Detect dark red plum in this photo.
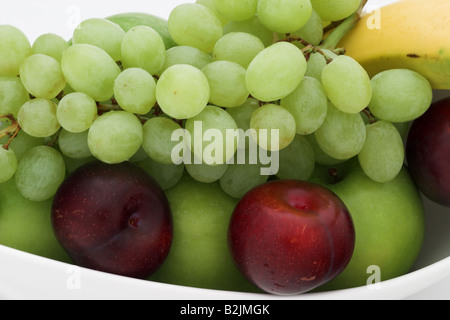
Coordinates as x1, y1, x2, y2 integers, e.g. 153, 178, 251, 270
51, 160, 173, 279
406, 97, 450, 208
228, 180, 355, 295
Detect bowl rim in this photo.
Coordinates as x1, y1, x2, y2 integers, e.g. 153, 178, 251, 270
1, 244, 449, 300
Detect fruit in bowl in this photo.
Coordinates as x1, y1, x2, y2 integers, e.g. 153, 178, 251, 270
0, 0, 449, 300
406, 97, 450, 208
310, 160, 425, 291
0, 178, 72, 263
228, 179, 356, 295
51, 161, 173, 279
148, 174, 260, 293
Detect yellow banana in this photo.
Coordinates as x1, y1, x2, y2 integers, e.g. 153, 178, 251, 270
338, 0, 450, 90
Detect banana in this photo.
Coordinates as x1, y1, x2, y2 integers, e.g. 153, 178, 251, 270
338, 0, 450, 90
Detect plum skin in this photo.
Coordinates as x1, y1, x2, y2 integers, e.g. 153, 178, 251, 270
228, 179, 355, 295
406, 97, 450, 208
51, 160, 173, 279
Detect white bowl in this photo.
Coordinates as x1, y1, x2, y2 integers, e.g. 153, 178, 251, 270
1, 100, 449, 301
1, 0, 450, 300
0, 192, 450, 300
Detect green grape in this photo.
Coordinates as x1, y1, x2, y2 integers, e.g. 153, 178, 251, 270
0, 130, 43, 161
56, 92, 98, 133
156, 64, 210, 120
369, 69, 433, 123
250, 103, 297, 151
321, 55, 372, 114
73, 18, 125, 61
18, 98, 60, 138
314, 102, 366, 160
0, 116, 9, 127
138, 157, 185, 190
226, 98, 259, 131
257, 0, 312, 34
158, 45, 213, 76
202, 61, 249, 108
226, 98, 260, 150
32, 33, 70, 62
106, 12, 176, 50
58, 129, 92, 160
61, 44, 121, 102
310, 0, 361, 22
394, 121, 411, 141
121, 26, 166, 75
220, 153, 269, 199
223, 16, 274, 47
305, 134, 345, 166
129, 146, 149, 163
213, 0, 258, 21
291, 9, 323, 46
276, 134, 315, 181
246, 42, 307, 102
196, 0, 229, 26
64, 156, 96, 174
185, 105, 239, 165
0, 147, 17, 183
0, 119, 9, 137
62, 83, 75, 96
142, 117, 183, 165
14, 145, 66, 202
281, 76, 328, 135
0, 25, 32, 76
114, 68, 157, 115
321, 49, 339, 61
358, 121, 405, 184
185, 162, 228, 183
213, 32, 265, 69
20, 54, 66, 99
168, 3, 223, 53
88, 111, 143, 164
305, 52, 327, 81
0, 75, 30, 118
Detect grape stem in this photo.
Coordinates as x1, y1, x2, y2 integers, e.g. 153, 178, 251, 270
328, 168, 339, 180
47, 127, 62, 148
362, 108, 378, 124
280, 34, 312, 48
136, 114, 150, 125
55, 90, 65, 101
149, 104, 184, 127
0, 114, 21, 150
97, 102, 123, 114
278, 34, 336, 63
152, 104, 164, 117
323, 20, 345, 35
320, 0, 369, 50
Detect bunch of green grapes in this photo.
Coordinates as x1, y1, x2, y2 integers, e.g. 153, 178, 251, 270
0, 0, 434, 203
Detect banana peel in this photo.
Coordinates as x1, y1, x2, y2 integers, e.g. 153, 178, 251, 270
338, 0, 450, 90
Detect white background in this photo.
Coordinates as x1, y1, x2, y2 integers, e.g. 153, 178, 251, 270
0, 0, 398, 43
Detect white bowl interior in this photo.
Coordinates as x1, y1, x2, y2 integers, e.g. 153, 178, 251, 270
1, 191, 450, 301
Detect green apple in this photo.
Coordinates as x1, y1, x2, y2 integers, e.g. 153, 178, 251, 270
106, 12, 177, 49
0, 178, 72, 263
149, 174, 260, 293
310, 159, 425, 291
